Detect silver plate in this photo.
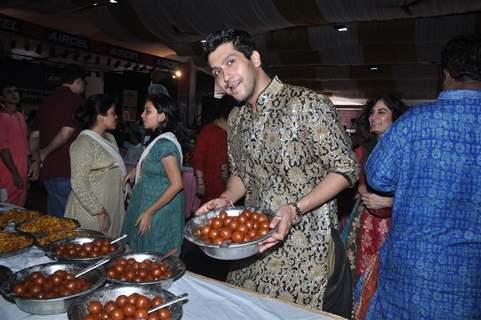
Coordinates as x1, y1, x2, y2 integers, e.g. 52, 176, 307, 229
0, 232, 35, 258
106, 251, 185, 288
15, 217, 80, 238
44, 235, 126, 262
184, 206, 276, 260
67, 284, 183, 320
2, 262, 105, 315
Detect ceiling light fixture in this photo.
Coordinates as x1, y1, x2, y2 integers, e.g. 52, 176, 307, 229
334, 25, 348, 32
174, 70, 182, 78
369, 66, 380, 71
109, 0, 118, 3
200, 39, 206, 43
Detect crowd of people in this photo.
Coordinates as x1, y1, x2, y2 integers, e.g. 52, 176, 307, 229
0, 28, 480, 320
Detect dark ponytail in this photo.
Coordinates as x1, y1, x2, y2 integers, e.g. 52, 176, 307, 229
74, 94, 114, 129
145, 94, 178, 145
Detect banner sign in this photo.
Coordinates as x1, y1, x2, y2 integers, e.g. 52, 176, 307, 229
0, 13, 180, 69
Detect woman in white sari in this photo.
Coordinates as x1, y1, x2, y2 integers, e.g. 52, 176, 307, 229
65, 94, 126, 237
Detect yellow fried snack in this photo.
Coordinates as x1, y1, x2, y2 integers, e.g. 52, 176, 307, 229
17, 215, 77, 234
0, 209, 42, 230
0, 232, 33, 254
36, 230, 97, 247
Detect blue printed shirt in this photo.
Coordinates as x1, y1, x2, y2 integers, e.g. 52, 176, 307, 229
365, 90, 481, 319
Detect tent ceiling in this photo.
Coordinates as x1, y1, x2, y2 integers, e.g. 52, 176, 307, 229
1, 0, 481, 101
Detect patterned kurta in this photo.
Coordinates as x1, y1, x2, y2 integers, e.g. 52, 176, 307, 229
65, 133, 125, 237
365, 90, 481, 319
226, 77, 359, 310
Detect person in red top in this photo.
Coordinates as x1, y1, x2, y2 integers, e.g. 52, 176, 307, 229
192, 96, 235, 202
0, 83, 29, 206
29, 65, 85, 216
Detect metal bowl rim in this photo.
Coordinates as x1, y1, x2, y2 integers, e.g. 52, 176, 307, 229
44, 235, 125, 262
106, 251, 185, 285
184, 206, 276, 248
4, 262, 106, 302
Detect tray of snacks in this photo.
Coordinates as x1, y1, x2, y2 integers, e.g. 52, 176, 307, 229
16, 215, 79, 237
0, 209, 42, 230
67, 284, 185, 320
1, 262, 105, 314
0, 232, 34, 257
184, 206, 276, 260
44, 236, 125, 262
35, 229, 104, 248
105, 251, 185, 288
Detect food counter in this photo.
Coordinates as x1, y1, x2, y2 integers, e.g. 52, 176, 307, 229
0, 203, 345, 320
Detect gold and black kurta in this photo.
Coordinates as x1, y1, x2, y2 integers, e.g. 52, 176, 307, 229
226, 76, 359, 310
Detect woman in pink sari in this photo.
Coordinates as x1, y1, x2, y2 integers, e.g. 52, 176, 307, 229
345, 94, 407, 319
0, 83, 29, 206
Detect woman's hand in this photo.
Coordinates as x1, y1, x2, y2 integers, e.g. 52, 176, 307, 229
195, 197, 233, 216
361, 192, 393, 209
136, 210, 153, 236
123, 168, 136, 186
97, 208, 110, 233
258, 204, 296, 253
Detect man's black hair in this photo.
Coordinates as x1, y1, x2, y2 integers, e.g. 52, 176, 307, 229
61, 64, 85, 84
202, 28, 255, 60
441, 33, 481, 82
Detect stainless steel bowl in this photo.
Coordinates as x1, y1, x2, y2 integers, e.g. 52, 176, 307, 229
2, 262, 105, 315
67, 284, 184, 320
106, 252, 185, 288
184, 206, 276, 260
44, 235, 126, 262
34, 228, 104, 249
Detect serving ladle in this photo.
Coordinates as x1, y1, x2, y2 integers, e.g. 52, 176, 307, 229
147, 293, 189, 316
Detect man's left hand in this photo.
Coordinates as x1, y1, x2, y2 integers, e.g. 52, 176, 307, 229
258, 204, 296, 253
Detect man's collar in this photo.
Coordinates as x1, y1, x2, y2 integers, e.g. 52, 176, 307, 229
248, 76, 283, 111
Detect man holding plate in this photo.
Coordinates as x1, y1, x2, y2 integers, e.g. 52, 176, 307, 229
197, 28, 359, 318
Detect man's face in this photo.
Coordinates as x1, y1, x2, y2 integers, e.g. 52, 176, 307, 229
208, 42, 257, 103
0, 86, 20, 106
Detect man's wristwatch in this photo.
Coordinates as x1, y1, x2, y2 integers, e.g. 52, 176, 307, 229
289, 202, 302, 216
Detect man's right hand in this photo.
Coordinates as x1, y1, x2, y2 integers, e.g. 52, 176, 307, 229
28, 161, 40, 181
195, 197, 233, 216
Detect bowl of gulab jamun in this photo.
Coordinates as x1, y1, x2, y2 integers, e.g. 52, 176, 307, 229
67, 284, 184, 320
3, 262, 105, 314
45, 236, 125, 262
184, 207, 276, 260
105, 252, 185, 288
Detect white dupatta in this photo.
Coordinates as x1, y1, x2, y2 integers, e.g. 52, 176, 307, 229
80, 130, 127, 177
135, 132, 183, 184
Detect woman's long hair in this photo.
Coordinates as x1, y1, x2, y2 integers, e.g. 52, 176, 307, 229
145, 94, 177, 146
356, 94, 407, 162
74, 94, 114, 129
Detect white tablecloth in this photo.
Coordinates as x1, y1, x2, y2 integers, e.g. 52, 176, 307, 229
0, 247, 344, 320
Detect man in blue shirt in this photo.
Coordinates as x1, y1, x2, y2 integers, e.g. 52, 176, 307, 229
365, 34, 481, 319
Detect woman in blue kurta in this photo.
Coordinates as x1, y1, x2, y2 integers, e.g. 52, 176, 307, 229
122, 94, 184, 254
